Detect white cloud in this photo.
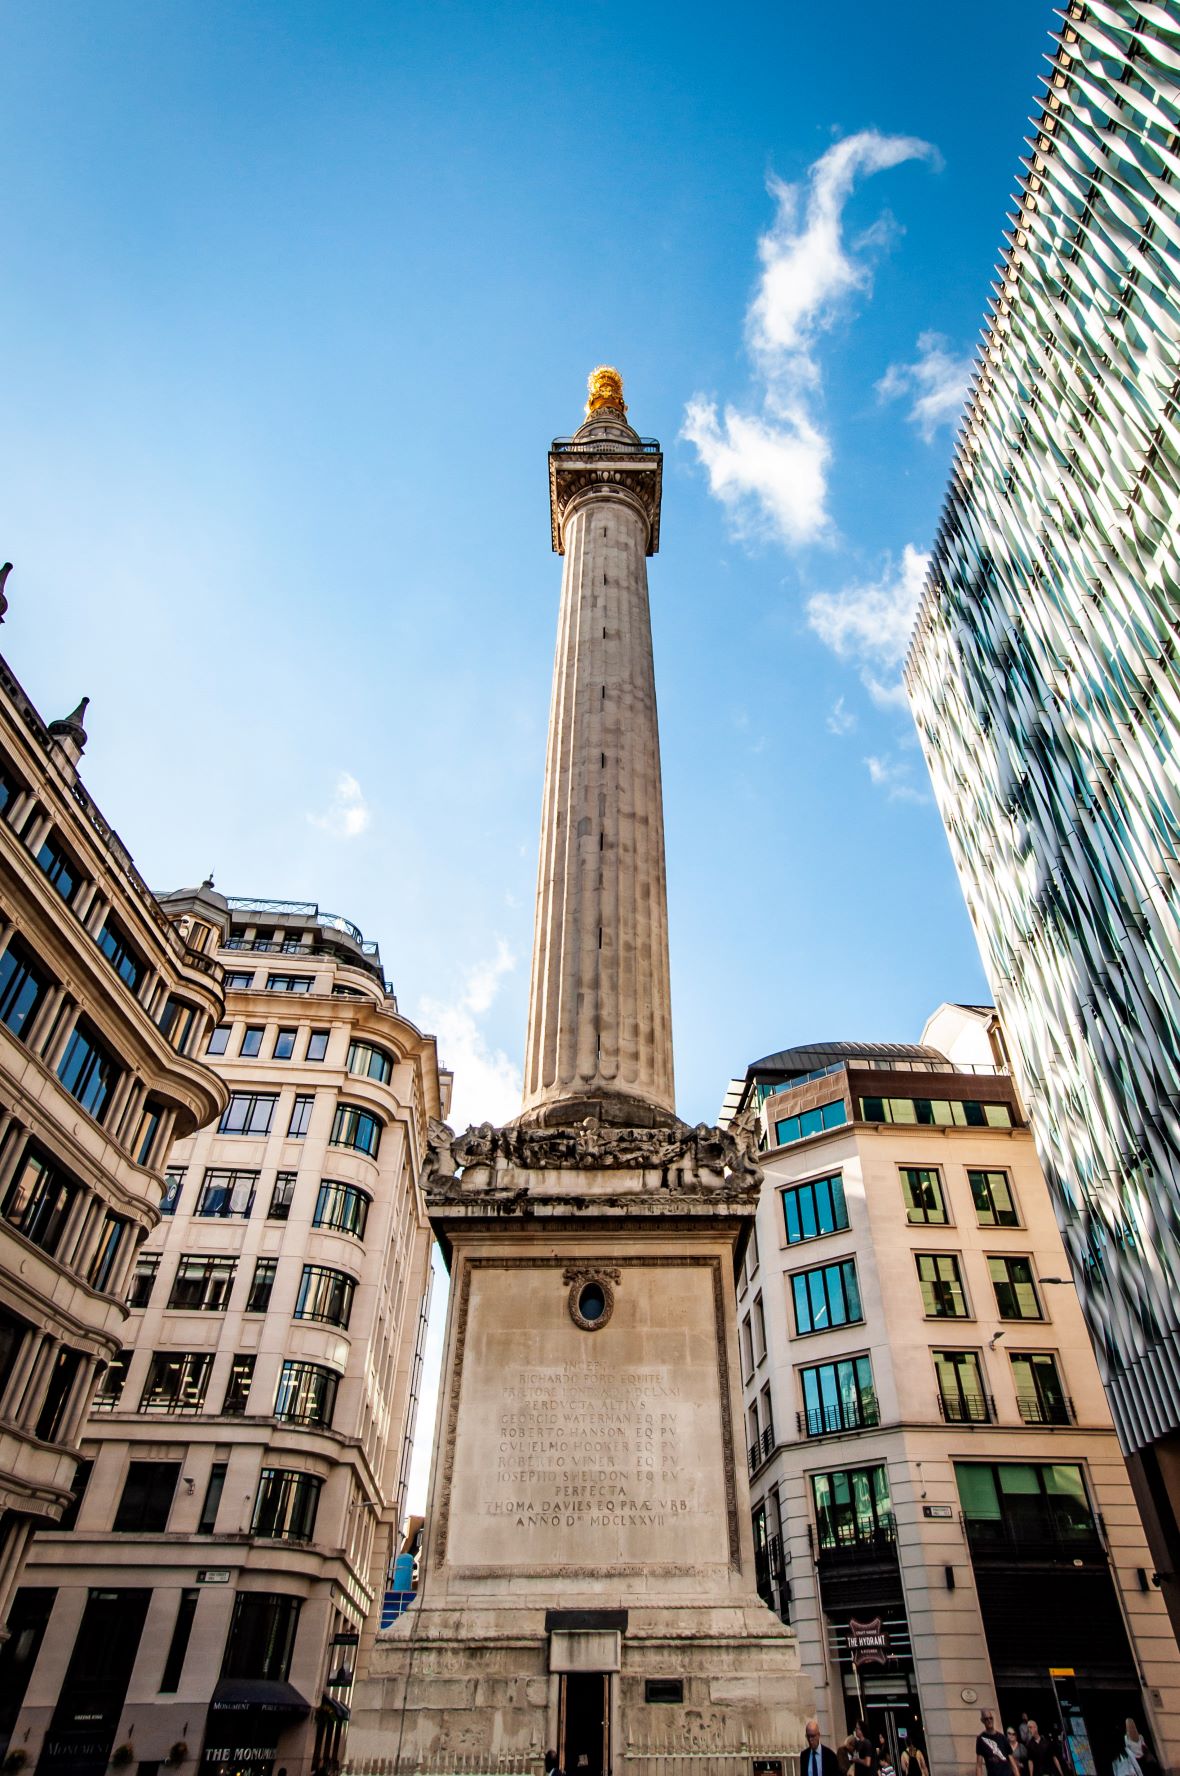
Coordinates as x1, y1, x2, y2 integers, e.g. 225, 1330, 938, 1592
865, 753, 928, 804
418, 941, 521, 1130
684, 130, 937, 545
807, 543, 929, 704
826, 696, 856, 736
307, 771, 370, 838
877, 330, 974, 441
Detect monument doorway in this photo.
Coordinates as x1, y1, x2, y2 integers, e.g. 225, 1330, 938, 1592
559, 1673, 610, 1776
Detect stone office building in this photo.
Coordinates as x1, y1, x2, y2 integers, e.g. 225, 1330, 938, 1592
0, 577, 227, 1645
728, 1005, 1180, 1776
3, 893, 449, 1776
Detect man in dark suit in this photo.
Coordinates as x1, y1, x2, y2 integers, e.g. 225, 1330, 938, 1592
802, 1719, 842, 1776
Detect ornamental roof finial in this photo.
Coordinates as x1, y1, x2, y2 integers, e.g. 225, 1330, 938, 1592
585, 365, 626, 417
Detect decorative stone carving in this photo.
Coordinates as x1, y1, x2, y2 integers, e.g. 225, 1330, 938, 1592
563, 1265, 621, 1330
420, 1115, 763, 1206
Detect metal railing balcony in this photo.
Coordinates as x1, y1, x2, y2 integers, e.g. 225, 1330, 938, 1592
550, 436, 660, 455
1015, 1392, 1075, 1425
797, 1395, 881, 1439
937, 1390, 994, 1424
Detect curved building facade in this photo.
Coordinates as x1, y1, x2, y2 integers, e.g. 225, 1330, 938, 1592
906, 2, 1180, 1637
4, 896, 449, 1776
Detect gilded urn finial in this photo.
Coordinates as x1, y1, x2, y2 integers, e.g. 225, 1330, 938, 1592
586, 365, 626, 417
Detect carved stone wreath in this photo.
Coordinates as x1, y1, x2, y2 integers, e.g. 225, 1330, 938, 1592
563, 1266, 621, 1331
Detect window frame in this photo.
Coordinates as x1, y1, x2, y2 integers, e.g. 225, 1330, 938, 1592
218, 1094, 278, 1138
195, 1168, 258, 1219
988, 1254, 1044, 1321
915, 1251, 971, 1319
329, 1102, 382, 1158
294, 1263, 356, 1329
790, 1257, 864, 1337
167, 1255, 237, 1313
781, 1172, 849, 1245
969, 1167, 1021, 1228
899, 1165, 949, 1226
933, 1347, 991, 1423
312, 1178, 370, 1239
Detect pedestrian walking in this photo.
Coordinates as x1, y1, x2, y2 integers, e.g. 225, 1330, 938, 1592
1008, 1727, 1029, 1769
1026, 1721, 1064, 1776
802, 1718, 843, 1776
976, 1709, 1020, 1776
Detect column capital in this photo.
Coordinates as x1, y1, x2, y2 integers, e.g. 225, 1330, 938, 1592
548, 430, 663, 555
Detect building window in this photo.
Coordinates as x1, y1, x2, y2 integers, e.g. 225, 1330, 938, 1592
0, 937, 54, 1042
218, 1094, 277, 1137
1011, 1352, 1071, 1425
159, 1590, 198, 1692
36, 833, 81, 904
0, 753, 26, 818
198, 1462, 227, 1535
140, 1351, 213, 1413
274, 1027, 297, 1059
223, 1354, 254, 1416
161, 1169, 184, 1214
811, 1465, 893, 1555
330, 1102, 382, 1157
774, 1099, 847, 1146
791, 1259, 863, 1336
916, 1252, 970, 1318
934, 1349, 991, 1423
266, 974, 313, 994
168, 1256, 236, 1312
307, 1029, 329, 1061
740, 1313, 754, 1382
196, 1169, 258, 1218
0, 1304, 29, 1409
955, 1461, 1096, 1548
134, 1100, 164, 1168
752, 1293, 766, 1363
57, 1019, 123, 1124
253, 1469, 322, 1543
35, 1346, 81, 1441
295, 1264, 355, 1329
861, 1095, 1012, 1128
274, 1360, 338, 1426
186, 920, 212, 953
128, 1255, 159, 1309
60, 1456, 93, 1529
288, 1094, 314, 1138
782, 1173, 848, 1244
900, 1166, 947, 1225
268, 1171, 297, 1220
113, 1461, 180, 1532
347, 1039, 393, 1084
313, 1179, 370, 1239
159, 998, 197, 1054
88, 1213, 128, 1293
988, 1255, 1042, 1320
224, 971, 254, 990
97, 917, 144, 993
206, 1024, 231, 1056
2, 1147, 76, 1255
800, 1355, 878, 1437
93, 1351, 130, 1410
969, 1168, 1020, 1227
221, 1592, 302, 1683
246, 1258, 278, 1314
240, 1026, 264, 1058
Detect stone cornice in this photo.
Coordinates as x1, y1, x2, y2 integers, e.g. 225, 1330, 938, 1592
548, 450, 663, 555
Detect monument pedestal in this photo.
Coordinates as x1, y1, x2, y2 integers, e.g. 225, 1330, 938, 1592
346, 1122, 812, 1776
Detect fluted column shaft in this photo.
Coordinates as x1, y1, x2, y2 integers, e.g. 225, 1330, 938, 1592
522, 476, 674, 1119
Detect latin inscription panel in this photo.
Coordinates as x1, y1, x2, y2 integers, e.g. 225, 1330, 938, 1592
446, 1262, 730, 1570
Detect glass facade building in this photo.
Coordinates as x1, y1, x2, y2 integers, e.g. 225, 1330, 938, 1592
906, 1, 1180, 1634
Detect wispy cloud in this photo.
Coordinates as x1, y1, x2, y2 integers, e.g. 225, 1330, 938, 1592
865, 752, 928, 804
307, 771, 370, 838
418, 941, 521, 1129
826, 695, 856, 736
683, 130, 938, 547
807, 543, 929, 704
876, 330, 973, 441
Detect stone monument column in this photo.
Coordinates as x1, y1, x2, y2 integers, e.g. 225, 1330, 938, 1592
523, 376, 674, 1123
347, 371, 810, 1776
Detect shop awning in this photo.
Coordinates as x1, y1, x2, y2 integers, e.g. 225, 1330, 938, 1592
209, 1679, 311, 1717
317, 1696, 351, 1722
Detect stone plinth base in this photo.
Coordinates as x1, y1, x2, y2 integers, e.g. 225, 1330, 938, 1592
347, 1600, 811, 1776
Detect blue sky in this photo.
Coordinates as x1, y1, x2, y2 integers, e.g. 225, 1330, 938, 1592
0, 0, 1056, 1511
